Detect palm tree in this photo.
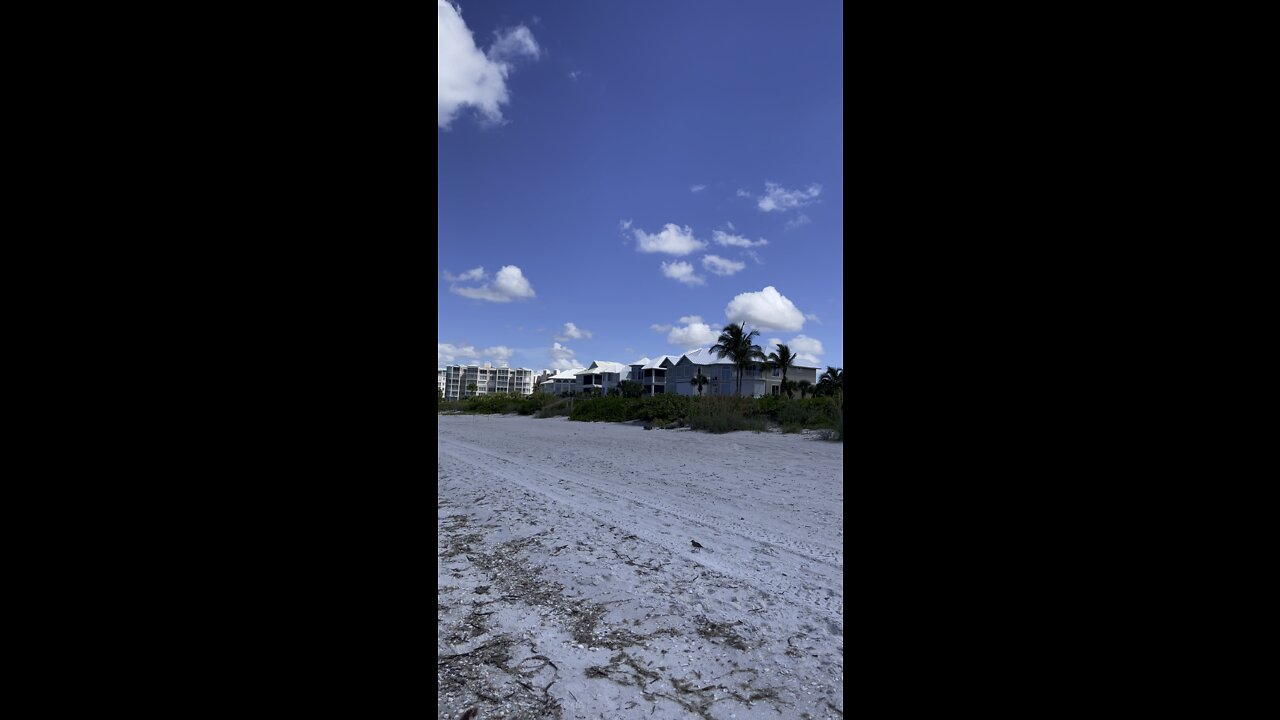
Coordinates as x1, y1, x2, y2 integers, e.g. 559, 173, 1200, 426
817, 367, 843, 403
797, 380, 812, 399
710, 322, 766, 397
765, 343, 798, 398
466, 382, 477, 398
691, 373, 710, 396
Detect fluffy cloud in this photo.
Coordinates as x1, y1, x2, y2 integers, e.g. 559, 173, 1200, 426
634, 223, 707, 255
549, 342, 579, 371
768, 334, 824, 366
450, 265, 536, 302
442, 266, 485, 282
724, 286, 806, 332
788, 335, 824, 358
438, 343, 515, 365
439, 342, 477, 365
712, 230, 768, 248
555, 322, 592, 340
650, 323, 672, 332
785, 213, 812, 229
488, 25, 541, 62
690, 184, 706, 193
484, 345, 515, 363
438, 1, 540, 129
736, 189, 752, 198
746, 182, 822, 212
677, 315, 702, 324
668, 320, 720, 347
702, 254, 746, 276
661, 260, 705, 286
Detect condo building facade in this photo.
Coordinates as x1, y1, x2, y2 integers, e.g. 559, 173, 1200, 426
441, 363, 535, 400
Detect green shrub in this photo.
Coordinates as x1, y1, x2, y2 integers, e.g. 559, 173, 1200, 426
629, 395, 694, 422
569, 397, 632, 422
538, 398, 572, 418
825, 402, 844, 441
777, 398, 837, 427
749, 394, 786, 420
688, 410, 768, 434
436, 392, 551, 415
687, 396, 767, 434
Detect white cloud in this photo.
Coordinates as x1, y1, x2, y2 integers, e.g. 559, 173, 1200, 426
748, 182, 822, 212
555, 322, 592, 340
650, 323, 672, 332
805, 313, 822, 324
438, 1, 540, 129
702, 254, 746, 276
450, 264, 536, 302
668, 321, 720, 347
785, 213, 812, 229
661, 260, 705, 286
766, 334, 823, 366
568, 70, 581, 80
619, 219, 633, 231
725, 221, 735, 230
712, 230, 769, 248
492, 265, 535, 298
438, 343, 514, 365
690, 184, 706, 193
439, 342, 478, 365
488, 25, 541, 62
788, 334, 824, 358
442, 266, 485, 282
549, 342, 579, 370
724, 286, 806, 332
483, 345, 515, 363
744, 249, 764, 265
736, 189, 752, 198
634, 223, 707, 255
677, 315, 702, 324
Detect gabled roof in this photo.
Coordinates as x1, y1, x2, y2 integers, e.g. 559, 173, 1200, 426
644, 355, 680, 369
627, 357, 652, 367
549, 367, 586, 380
678, 348, 733, 366
575, 361, 628, 375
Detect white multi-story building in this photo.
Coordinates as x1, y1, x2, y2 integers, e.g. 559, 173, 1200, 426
438, 368, 446, 395
539, 367, 586, 396
574, 361, 629, 395
668, 348, 818, 398
628, 355, 680, 396
441, 363, 535, 399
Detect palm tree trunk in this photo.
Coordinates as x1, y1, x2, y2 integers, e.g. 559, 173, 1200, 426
736, 366, 742, 397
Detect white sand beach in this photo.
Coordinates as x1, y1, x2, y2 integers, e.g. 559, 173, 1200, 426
438, 414, 844, 719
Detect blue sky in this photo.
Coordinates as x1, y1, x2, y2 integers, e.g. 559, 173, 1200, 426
438, 0, 843, 373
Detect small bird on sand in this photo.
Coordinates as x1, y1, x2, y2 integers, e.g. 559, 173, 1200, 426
691, 540, 704, 548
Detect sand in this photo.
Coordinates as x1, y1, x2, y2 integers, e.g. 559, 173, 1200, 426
438, 414, 844, 719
